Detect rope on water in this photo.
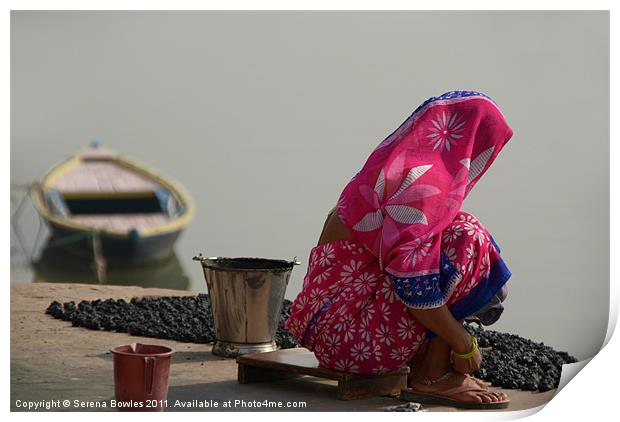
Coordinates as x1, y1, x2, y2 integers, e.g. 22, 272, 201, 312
10, 184, 34, 260
11, 184, 108, 284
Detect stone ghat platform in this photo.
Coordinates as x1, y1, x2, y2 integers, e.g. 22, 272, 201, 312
11, 282, 556, 412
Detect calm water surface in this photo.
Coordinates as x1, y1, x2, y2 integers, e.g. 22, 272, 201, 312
10, 12, 610, 362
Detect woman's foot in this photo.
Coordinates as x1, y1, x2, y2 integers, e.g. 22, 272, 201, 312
464, 373, 493, 389
408, 371, 509, 405
407, 336, 508, 406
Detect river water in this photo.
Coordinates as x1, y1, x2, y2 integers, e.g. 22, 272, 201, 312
10, 11, 610, 362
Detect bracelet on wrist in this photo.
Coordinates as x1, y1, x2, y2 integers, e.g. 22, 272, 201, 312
451, 336, 478, 360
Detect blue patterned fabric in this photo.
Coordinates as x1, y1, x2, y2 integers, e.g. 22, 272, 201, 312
391, 273, 444, 308
390, 253, 461, 309
412, 90, 494, 116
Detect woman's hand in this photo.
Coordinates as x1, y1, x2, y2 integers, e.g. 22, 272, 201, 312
451, 348, 483, 374
406, 305, 483, 374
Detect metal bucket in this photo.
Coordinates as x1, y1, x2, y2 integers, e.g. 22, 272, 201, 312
193, 254, 300, 357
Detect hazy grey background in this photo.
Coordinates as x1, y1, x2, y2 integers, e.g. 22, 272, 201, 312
10, 11, 609, 360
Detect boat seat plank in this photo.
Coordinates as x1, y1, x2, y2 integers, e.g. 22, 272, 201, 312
71, 213, 169, 232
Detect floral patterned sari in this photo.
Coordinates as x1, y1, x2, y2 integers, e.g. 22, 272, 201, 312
285, 91, 513, 373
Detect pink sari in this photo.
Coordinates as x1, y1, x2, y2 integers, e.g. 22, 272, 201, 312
285, 91, 513, 374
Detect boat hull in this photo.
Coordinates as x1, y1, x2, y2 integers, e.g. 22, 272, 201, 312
46, 220, 182, 266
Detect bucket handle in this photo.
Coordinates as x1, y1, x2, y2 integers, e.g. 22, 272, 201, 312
144, 357, 155, 396
193, 254, 219, 262
194, 254, 301, 267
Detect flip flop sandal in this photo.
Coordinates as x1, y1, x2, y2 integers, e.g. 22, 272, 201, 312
401, 381, 510, 410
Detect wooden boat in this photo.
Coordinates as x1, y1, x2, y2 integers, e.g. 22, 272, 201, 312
31, 144, 194, 265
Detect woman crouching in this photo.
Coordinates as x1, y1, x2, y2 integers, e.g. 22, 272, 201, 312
285, 91, 513, 409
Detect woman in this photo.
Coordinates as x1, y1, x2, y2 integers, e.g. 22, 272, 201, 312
285, 91, 513, 409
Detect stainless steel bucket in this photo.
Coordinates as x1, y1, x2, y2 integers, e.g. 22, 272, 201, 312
193, 254, 300, 357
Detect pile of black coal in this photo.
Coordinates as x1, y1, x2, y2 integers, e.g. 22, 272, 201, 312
275, 299, 297, 349
464, 322, 577, 392
45, 294, 296, 348
46, 295, 576, 392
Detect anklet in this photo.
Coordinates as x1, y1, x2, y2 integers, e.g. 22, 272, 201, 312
421, 371, 454, 386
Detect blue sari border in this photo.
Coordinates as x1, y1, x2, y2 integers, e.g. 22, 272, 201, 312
425, 257, 512, 339
391, 273, 445, 308
450, 257, 512, 322
390, 253, 461, 309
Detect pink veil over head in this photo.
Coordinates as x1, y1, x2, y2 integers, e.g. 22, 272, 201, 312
336, 91, 513, 308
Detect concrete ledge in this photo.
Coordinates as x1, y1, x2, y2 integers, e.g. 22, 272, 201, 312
11, 282, 557, 412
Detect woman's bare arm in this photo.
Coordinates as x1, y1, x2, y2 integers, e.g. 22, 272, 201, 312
407, 305, 473, 353
317, 208, 355, 246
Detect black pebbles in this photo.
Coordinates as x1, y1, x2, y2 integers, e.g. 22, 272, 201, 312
464, 322, 577, 392
45, 295, 576, 392
45, 294, 297, 348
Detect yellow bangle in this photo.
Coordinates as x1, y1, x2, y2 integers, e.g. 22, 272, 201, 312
451, 336, 478, 360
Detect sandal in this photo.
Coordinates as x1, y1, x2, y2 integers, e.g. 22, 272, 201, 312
401, 372, 510, 410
